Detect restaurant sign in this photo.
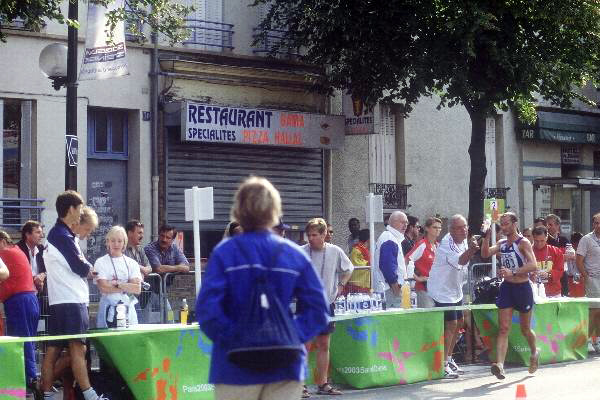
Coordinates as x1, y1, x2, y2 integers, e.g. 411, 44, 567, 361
181, 102, 345, 149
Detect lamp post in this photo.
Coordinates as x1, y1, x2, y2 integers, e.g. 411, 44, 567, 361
38, 1, 78, 191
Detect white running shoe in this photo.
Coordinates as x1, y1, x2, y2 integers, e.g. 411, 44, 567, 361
443, 363, 459, 379
448, 357, 465, 374
528, 349, 540, 374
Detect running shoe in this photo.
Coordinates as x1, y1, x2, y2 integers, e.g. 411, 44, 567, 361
491, 363, 505, 380
95, 395, 110, 400
448, 357, 465, 374
528, 349, 540, 374
443, 364, 459, 379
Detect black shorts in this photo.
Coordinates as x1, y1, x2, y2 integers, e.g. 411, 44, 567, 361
434, 300, 464, 321
318, 303, 336, 336
47, 303, 89, 347
496, 281, 534, 313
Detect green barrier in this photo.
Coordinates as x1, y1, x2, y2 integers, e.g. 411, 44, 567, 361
0, 299, 595, 399
472, 301, 589, 366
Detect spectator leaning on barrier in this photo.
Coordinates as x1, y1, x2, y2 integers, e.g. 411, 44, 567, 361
17, 220, 46, 292
531, 226, 564, 298
302, 217, 354, 396
0, 230, 40, 393
575, 213, 600, 353
350, 229, 370, 267
42, 190, 108, 400
124, 220, 152, 277
144, 225, 189, 274
196, 176, 329, 400
406, 217, 443, 308
373, 211, 409, 308
94, 226, 142, 328
427, 214, 479, 379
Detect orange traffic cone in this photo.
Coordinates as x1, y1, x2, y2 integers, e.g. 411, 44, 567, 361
515, 384, 527, 399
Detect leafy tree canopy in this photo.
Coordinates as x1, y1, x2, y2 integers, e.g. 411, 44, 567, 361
256, 0, 600, 228
0, 0, 193, 43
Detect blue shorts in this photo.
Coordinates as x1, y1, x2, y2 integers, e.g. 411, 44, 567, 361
496, 281, 534, 313
433, 300, 463, 321
47, 303, 89, 347
319, 303, 336, 336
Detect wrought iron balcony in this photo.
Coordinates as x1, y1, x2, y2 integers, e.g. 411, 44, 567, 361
0, 198, 45, 230
252, 28, 300, 57
183, 19, 234, 51
369, 183, 412, 210
484, 187, 510, 199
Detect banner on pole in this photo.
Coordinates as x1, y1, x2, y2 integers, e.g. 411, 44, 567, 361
79, 0, 129, 81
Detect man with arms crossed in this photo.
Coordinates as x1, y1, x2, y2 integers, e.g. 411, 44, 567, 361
575, 213, 600, 353
302, 218, 353, 395
481, 212, 539, 380
373, 211, 409, 308
427, 214, 479, 379
41, 191, 107, 400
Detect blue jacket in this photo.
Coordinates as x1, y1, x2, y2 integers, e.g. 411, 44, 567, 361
196, 231, 329, 385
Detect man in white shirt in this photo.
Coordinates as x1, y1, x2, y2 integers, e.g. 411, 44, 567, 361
373, 211, 409, 308
427, 214, 479, 379
302, 218, 353, 396
17, 220, 46, 291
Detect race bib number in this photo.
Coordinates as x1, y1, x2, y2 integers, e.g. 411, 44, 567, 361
500, 252, 519, 271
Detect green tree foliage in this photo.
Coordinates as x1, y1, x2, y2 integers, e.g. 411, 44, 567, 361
0, 0, 192, 43
256, 0, 600, 229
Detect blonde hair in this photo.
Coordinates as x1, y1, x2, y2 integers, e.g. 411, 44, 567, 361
231, 176, 282, 232
105, 225, 128, 249
0, 230, 13, 245
305, 217, 327, 234
80, 206, 99, 228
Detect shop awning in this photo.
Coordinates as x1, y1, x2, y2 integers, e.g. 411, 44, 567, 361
518, 110, 600, 144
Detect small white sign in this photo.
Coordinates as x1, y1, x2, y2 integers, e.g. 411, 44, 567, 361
366, 194, 384, 223
184, 187, 214, 221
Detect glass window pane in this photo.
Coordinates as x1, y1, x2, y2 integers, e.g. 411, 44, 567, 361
111, 113, 124, 153
95, 112, 108, 152
3, 100, 21, 197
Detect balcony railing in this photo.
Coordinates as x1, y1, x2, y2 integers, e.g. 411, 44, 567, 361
0, 198, 45, 230
182, 19, 234, 51
369, 184, 411, 210
0, 17, 44, 32
252, 28, 300, 57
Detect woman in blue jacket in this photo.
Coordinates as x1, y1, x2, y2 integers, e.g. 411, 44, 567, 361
197, 176, 329, 400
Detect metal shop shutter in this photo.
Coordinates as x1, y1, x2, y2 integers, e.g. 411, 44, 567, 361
166, 137, 324, 231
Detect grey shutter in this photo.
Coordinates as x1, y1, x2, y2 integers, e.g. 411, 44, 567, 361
166, 135, 323, 231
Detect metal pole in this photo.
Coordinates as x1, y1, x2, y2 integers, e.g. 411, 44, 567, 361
65, 0, 78, 190
150, 30, 159, 240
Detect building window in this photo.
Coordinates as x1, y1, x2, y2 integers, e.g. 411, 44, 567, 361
88, 108, 128, 160
2, 99, 21, 197
594, 151, 600, 178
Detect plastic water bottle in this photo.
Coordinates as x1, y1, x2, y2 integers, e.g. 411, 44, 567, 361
361, 293, 371, 313
346, 294, 355, 313
371, 293, 379, 312
180, 298, 189, 325
116, 302, 127, 328
335, 296, 346, 314
410, 291, 417, 308
401, 283, 411, 309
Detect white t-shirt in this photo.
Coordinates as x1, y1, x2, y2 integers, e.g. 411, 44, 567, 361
576, 233, 600, 277
94, 254, 142, 303
426, 233, 468, 303
302, 243, 354, 304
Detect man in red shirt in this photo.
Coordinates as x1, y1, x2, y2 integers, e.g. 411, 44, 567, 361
0, 230, 40, 394
531, 226, 564, 297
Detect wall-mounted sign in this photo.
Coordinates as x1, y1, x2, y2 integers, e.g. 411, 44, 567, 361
181, 102, 345, 149
66, 135, 78, 167
343, 95, 375, 135
561, 145, 580, 165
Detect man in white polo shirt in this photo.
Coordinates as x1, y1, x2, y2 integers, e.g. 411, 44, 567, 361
576, 212, 600, 353
427, 214, 479, 379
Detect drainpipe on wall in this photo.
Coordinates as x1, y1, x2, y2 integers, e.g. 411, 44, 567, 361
150, 30, 159, 241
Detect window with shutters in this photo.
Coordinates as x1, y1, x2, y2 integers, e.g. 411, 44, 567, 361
369, 104, 396, 185
182, 0, 233, 51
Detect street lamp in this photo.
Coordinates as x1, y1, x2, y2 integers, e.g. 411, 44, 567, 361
38, 1, 78, 191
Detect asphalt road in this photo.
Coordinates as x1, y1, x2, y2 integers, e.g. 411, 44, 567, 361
309, 353, 600, 400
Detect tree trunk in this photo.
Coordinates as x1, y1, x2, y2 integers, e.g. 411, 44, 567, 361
466, 107, 487, 234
